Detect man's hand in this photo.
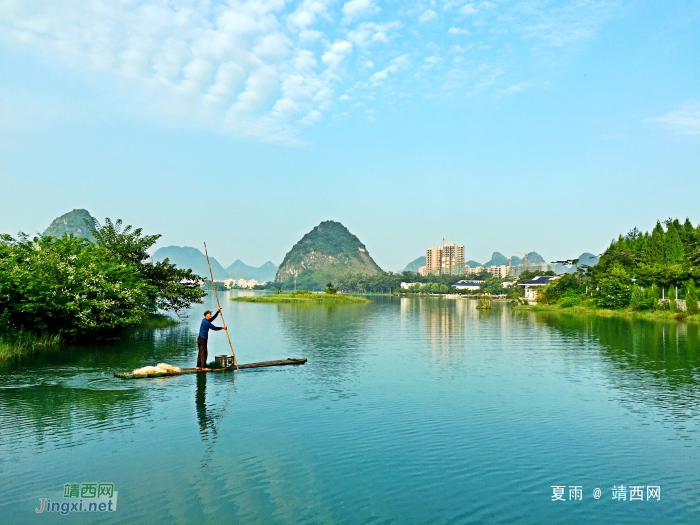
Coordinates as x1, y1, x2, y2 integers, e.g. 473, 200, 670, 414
223, 325, 228, 331
217, 306, 222, 312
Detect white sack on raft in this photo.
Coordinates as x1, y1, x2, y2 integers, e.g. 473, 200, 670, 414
131, 363, 182, 375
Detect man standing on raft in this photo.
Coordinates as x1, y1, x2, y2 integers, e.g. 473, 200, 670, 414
197, 306, 227, 369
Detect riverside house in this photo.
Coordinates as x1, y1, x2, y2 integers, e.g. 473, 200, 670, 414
519, 275, 558, 304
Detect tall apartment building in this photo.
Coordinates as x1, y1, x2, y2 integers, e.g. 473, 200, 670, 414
425, 246, 442, 275
420, 242, 465, 276
441, 243, 465, 275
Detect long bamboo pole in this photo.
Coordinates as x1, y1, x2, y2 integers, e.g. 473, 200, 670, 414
204, 242, 239, 371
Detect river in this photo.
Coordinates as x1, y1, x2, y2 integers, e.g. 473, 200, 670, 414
1, 293, 699, 523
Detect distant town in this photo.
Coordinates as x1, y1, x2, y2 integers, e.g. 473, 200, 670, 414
418, 238, 555, 278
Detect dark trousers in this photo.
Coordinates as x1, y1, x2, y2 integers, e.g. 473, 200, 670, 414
197, 336, 208, 368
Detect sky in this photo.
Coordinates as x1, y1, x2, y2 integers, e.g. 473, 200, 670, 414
1, 0, 699, 271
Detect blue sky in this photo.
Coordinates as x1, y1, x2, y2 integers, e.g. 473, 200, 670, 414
1, 0, 699, 271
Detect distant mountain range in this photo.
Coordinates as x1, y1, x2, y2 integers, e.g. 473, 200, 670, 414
554, 252, 600, 274
152, 246, 278, 282
225, 259, 279, 282
42, 209, 95, 240
402, 250, 597, 274
277, 220, 381, 289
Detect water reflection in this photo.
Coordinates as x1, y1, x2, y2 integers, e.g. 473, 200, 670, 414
0, 384, 146, 451
535, 313, 700, 430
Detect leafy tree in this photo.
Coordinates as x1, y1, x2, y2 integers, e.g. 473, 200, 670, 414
88, 217, 205, 318
664, 222, 684, 262
686, 281, 699, 315
649, 221, 665, 263
325, 282, 338, 295
597, 265, 631, 309
0, 234, 152, 338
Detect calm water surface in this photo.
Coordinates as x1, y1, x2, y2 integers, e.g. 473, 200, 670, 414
1, 293, 699, 524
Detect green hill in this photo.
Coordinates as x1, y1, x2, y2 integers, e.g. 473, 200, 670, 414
403, 256, 425, 272
151, 246, 228, 280
276, 221, 382, 289
43, 209, 95, 240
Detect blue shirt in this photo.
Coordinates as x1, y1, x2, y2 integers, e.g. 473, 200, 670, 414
199, 311, 222, 339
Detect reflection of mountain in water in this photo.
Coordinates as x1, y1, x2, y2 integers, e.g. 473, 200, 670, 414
534, 313, 700, 428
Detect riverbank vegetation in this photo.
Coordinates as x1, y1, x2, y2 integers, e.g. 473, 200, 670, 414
233, 283, 370, 304
520, 217, 700, 320
0, 218, 205, 360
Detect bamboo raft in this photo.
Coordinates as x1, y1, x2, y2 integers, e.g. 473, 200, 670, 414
114, 358, 307, 380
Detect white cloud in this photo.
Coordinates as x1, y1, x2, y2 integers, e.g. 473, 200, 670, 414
0, 0, 622, 142
299, 29, 324, 42
498, 82, 528, 95
321, 40, 353, 69
370, 54, 409, 84
347, 21, 400, 46
644, 102, 700, 135
339, 94, 351, 100
287, 0, 332, 31
418, 9, 437, 23
342, 0, 380, 22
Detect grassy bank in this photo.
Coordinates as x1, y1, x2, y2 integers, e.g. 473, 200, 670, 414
513, 303, 700, 323
136, 313, 181, 328
232, 291, 370, 304
0, 313, 180, 362
0, 332, 61, 362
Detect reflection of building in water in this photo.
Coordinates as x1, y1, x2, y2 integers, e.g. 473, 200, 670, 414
401, 297, 514, 360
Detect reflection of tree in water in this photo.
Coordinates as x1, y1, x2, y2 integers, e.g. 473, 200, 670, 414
0, 384, 146, 451
535, 313, 700, 427
0, 324, 198, 451
6, 324, 196, 372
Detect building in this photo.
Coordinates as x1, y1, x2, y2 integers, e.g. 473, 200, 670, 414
425, 246, 442, 275
465, 265, 485, 275
486, 265, 509, 278
441, 243, 465, 275
400, 282, 428, 289
452, 280, 484, 291
223, 278, 260, 289
423, 240, 466, 276
508, 262, 556, 278
518, 275, 558, 303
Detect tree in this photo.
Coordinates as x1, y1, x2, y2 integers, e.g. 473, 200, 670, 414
325, 282, 337, 295
664, 222, 684, 262
0, 234, 152, 337
596, 265, 631, 309
88, 218, 205, 318
686, 281, 699, 315
649, 221, 665, 263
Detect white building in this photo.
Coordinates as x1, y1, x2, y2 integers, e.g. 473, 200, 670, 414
452, 280, 484, 291
518, 275, 558, 303
401, 282, 428, 289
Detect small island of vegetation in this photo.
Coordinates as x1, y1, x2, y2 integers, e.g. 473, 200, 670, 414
232, 283, 370, 304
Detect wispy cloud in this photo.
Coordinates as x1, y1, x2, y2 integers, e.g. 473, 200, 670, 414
0, 0, 621, 143
644, 102, 700, 136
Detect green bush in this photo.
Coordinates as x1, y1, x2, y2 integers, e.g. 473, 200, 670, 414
559, 296, 581, 308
